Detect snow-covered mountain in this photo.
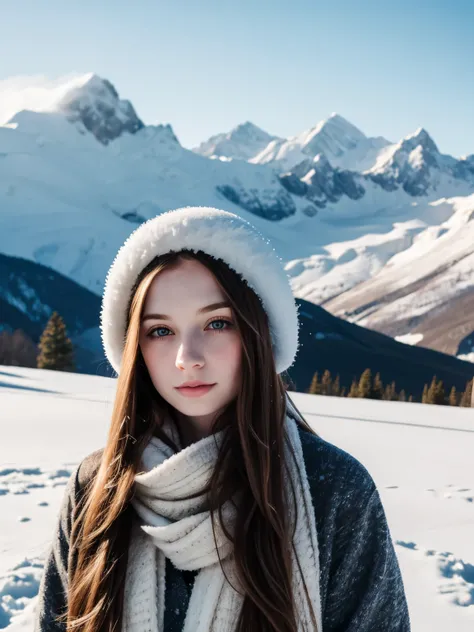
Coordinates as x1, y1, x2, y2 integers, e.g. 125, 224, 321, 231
2, 73, 145, 145
279, 153, 365, 211
322, 193, 474, 356
192, 121, 280, 161
1, 73, 474, 364
204, 112, 391, 172
367, 128, 474, 196
195, 114, 474, 209
192, 114, 474, 359
53, 73, 144, 144
0, 75, 320, 297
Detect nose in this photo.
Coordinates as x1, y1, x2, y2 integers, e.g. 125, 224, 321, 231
175, 336, 205, 371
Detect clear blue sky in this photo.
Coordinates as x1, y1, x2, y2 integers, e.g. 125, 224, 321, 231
0, 0, 472, 157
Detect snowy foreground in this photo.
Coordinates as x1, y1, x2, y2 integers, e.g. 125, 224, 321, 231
1, 367, 473, 631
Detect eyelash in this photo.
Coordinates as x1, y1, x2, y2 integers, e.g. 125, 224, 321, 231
147, 318, 234, 340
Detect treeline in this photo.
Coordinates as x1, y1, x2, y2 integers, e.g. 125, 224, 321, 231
308, 368, 473, 407
0, 312, 75, 371
2, 314, 474, 408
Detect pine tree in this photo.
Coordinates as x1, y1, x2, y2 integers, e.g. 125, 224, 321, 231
460, 379, 473, 407
422, 384, 429, 404
332, 374, 341, 397
348, 379, 359, 398
434, 379, 446, 405
340, 386, 347, 398
372, 372, 384, 400
426, 376, 437, 404
37, 312, 75, 372
449, 386, 458, 407
358, 369, 372, 399
408, 395, 413, 403
308, 372, 321, 395
383, 384, 393, 401
390, 381, 397, 401
399, 389, 406, 402
321, 370, 332, 396
467, 378, 473, 407
427, 376, 445, 405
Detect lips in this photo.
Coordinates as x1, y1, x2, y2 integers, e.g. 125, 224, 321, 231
177, 380, 214, 388
175, 383, 216, 398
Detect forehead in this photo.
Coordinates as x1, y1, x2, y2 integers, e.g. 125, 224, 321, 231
144, 259, 226, 308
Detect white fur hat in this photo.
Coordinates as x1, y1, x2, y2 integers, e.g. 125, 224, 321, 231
100, 206, 300, 375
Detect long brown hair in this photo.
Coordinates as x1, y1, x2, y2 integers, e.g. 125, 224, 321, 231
65, 249, 317, 632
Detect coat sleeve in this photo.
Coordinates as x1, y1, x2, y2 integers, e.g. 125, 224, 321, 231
323, 470, 411, 632
33, 465, 81, 632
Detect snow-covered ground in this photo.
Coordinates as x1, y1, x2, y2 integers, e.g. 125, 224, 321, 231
1, 366, 473, 631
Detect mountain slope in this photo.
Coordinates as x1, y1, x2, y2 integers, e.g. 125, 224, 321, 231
292, 297, 474, 397
0, 252, 103, 373
322, 193, 474, 356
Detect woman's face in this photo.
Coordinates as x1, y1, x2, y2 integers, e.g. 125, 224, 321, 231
139, 258, 242, 436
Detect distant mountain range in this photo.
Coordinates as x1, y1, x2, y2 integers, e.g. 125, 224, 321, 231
2, 251, 473, 398
1, 72, 473, 382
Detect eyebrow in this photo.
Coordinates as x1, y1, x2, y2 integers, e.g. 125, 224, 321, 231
142, 301, 231, 322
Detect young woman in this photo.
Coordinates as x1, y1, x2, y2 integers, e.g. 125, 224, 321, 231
34, 206, 410, 632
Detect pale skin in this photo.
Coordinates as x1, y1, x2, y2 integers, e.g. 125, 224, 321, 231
139, 259, 243, 447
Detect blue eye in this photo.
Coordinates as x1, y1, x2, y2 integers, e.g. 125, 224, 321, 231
149, 326, 171, 338
208, 318, 231, 331
147, 318, 233, 340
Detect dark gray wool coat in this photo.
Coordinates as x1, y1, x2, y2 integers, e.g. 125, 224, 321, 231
34, 426, 411, 632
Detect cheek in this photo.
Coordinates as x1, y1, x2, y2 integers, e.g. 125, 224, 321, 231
217, 336, 242, 372
139, 340, 168, 384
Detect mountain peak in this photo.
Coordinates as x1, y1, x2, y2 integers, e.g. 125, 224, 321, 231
328, 112, 355, 125
193, 121, 279, 160
294, 113, 366, 164
402, 127, 439, 154
236, 120, 259, 131
54, 73, 144, 144
54, 73, 118, 108
367, 126, 451, 195
309, 113, 366, 138
229, 120, 274, 141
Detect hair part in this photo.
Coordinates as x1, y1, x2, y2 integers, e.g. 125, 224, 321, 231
64, 249, 317, 632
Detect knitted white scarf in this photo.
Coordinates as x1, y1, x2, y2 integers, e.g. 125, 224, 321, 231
123, 415, 323, 632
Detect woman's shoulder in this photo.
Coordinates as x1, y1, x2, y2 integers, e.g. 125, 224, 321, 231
296, 428, 411, 630
76, 447, 104, 491
297, 424, 377, 507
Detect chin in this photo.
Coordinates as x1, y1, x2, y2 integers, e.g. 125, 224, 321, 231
171, 393, 231, 421
175, 400, 220, 416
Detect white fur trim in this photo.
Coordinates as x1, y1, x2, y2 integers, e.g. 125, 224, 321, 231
100, 206, 299, 374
